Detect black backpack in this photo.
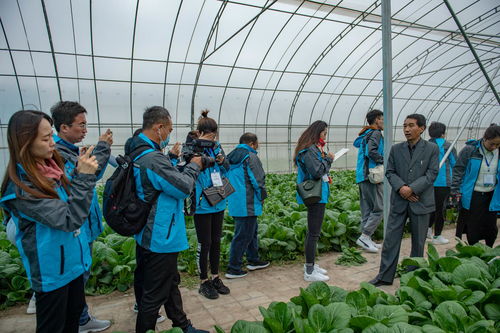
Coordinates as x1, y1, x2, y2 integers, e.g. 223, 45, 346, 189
103, 146, 159, 236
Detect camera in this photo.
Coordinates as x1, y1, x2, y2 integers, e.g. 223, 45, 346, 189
181, 138, 216, 170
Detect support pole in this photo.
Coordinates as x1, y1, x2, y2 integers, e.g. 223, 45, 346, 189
443, 0, 500, 105
439, 63, 500, 169
382, 0, 393, 237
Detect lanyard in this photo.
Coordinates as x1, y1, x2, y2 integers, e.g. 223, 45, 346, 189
479, 144, 494, 169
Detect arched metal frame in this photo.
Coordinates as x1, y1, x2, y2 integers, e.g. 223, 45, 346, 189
0, 0, 498, 175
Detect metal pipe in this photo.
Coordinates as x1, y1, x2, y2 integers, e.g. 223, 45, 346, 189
382, 0, 393, 236
442, 0, 500, 105
439, 63, 500, 169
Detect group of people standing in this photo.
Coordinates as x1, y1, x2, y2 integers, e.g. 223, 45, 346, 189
0, 103, 498, 333
349, 111, 499, 287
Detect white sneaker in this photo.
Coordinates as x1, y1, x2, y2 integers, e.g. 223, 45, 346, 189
79, 315, 111, 333
26, 294, 36, 314
304, 270, 330, 282
427, 227, 433, 239
356, 235, 378, 253
373, 242, 382, 249
303, 264, 327, 275
432, 235, 449, 245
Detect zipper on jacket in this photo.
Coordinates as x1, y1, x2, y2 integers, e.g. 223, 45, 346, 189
166, 214, 175, 239
60, 245, 65, 275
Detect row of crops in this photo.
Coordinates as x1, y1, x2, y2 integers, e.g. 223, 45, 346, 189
1, 170, 371, 306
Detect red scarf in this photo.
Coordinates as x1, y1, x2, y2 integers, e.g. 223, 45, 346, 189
37, 158, 64, 181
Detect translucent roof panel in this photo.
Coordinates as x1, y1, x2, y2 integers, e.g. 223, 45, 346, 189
0, 0, 498, 174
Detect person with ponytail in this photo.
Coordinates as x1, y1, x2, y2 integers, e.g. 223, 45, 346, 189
294, 120, 335, 282
182, 110, 231, 299
0, 110, 99, 333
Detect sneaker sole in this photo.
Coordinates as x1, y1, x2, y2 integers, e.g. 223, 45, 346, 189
199, 291, 219, 299
356, 239, 378, 253
79, 324, 111, 333
225, 273, 247, 279
304, 275, 330, 282
246, 263, 270, 271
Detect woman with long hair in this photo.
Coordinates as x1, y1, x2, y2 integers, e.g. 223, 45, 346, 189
183, 110, 231, 299
294, 120, 334, 282
0, 110, 98, 333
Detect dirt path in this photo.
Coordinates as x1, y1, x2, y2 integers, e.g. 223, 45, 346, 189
1, 225, 498, 332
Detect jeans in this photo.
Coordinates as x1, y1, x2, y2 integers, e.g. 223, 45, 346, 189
228, 216, 260, 271
305, 203, 326, 264
79, 243, 92, 326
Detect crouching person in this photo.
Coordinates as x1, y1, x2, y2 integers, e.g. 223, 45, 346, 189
0, 111, 99, 333
226, 133, 269, 279
129, 106, 207, 333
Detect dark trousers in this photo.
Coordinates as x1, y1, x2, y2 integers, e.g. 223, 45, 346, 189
194, 211, 224, 280
305, 202, 326, 264
134, 245, 189, 333
460, 191, 498, 247
429, 187, 450, 236
228, 216, 260, 271
35, 275, 85, 333
376, 208, 429, 283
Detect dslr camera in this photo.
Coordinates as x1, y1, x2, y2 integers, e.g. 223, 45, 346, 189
181, 138, 216, 170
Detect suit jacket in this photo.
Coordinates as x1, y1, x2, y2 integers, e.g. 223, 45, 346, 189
386, 139, 439, 215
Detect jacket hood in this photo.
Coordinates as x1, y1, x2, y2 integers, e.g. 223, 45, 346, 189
227, 144, 256, 164
353, 128, 375, 148
126, 133, 159, 155
465, 139, 480, 146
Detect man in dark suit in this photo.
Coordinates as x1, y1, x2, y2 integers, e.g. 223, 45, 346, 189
369, 113, 439, 286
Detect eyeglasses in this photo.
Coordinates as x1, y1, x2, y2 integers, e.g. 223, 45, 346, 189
69, 122, 87, 129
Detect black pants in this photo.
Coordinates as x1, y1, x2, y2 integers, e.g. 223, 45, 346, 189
459, 191, 498, 247
134, 245, 189, 333
429, 186, 450, 236
35, 275, 85, 333
194, 211, 224, 280
305, 202, 326, 264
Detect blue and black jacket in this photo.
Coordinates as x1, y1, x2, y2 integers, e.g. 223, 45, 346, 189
429, 138, 457, 188
227, 144, 267, 217
54, 134, 110, 242
129, 133, 200, 253
353, 128, 384, 184
451, 139, 500, 211
296, 145, 332, 204
0, 165, 96, 292
182, 141, 230, 214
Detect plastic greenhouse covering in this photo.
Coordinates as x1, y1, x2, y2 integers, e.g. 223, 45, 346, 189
0, 0, 499, 177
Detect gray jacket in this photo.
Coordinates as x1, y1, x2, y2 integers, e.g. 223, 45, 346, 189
386, 139, 439, 214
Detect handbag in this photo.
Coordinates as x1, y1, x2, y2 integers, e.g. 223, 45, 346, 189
202, 177, 235, 206
296, 178, 322, 205
368, 164, 384, 184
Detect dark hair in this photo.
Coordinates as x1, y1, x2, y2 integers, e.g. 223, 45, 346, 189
483, 125, 500, 140
294, 120, 328, 165
428, 121, 446, 138
239, 132, 258, 145
142, 106, 171, 130
405, 113, 426, 129
197, 110, 218, 134
50, 101, 87, 132
366, 109, 383, 125
1, 111, 69, 199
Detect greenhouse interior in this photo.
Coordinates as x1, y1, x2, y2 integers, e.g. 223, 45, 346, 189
0, 0, 499, 332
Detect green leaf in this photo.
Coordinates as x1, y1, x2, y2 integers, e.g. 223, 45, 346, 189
361, 323, 389, 333
371, 305, 408, 326
420, 325, 445, 333
427, 243, 439, 270
461, 290, 485, 306
432, 301, 467, 332
483, 303, 500, 321
329, 286, 348, 303
326, 302, 351, 329
306, 281, 331, 305
308, 304, 330, 331
401, 257, 428, 269
452, 264, 482, 286
388, 322, 422, 333
463, 278, 489, 292
349, 315, 379, 330
300, 288, 319, 310
346, 291, 368, 314
230, 320, 267, 333
436, 257, 462, 273
10, 275, 29, 291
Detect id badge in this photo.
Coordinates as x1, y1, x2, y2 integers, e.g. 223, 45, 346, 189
74, 228, 81, 237
322, 174, 329, 182
211, 171, 223, 187
484, 174, 495, 186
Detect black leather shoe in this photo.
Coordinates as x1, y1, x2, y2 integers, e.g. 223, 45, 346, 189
368, 277, 393, 287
